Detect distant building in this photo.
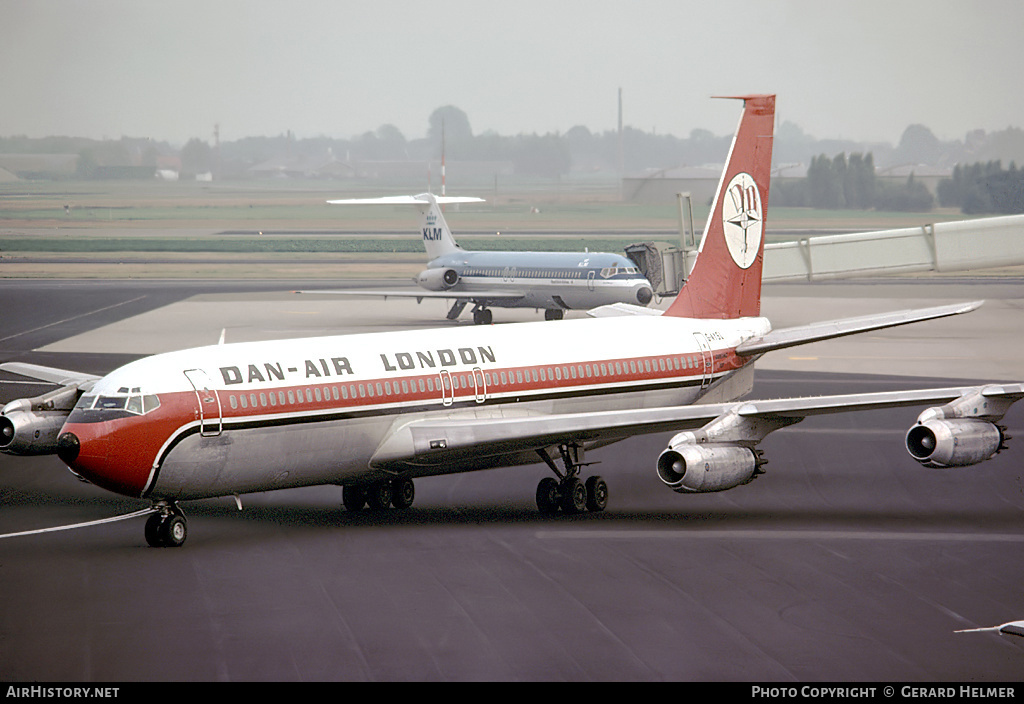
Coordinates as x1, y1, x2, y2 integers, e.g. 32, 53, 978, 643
0, 154, 78, 180
875, 164, 951, 196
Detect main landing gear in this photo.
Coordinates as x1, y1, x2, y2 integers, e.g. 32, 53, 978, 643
145, 502, 188, 548
535, 444, 607, 515
342, 477, 416, 512
472, 307, 493, 325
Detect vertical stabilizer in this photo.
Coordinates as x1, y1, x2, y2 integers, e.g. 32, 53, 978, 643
665, 95, 776, 319
415, 194, 463, 260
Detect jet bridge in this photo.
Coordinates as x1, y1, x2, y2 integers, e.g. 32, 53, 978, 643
626, 207, 1024, 293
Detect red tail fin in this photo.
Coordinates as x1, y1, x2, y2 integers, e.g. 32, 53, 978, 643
665, 94, 775, 319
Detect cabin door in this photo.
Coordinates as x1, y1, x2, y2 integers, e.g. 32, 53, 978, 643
184, 368, 223, 437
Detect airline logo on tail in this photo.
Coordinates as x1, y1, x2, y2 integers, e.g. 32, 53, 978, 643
423, 211, 444, 242
722, 172, 763, 269
665, 94, 775, 320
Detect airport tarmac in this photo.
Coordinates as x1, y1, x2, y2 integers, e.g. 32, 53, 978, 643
1, 277, 1023, 681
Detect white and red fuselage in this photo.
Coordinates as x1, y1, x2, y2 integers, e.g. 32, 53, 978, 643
58, 314, 769, 502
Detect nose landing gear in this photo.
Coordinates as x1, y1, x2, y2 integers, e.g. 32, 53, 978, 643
144, 503, 187, 548
535, 444, 608, 515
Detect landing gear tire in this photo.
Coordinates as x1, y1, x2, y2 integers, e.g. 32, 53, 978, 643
544, 309, 564, 321
585, 476, 608, 512
366, 481, 393, 510
560, 477, 588, 514
391, 477, 415, 509
536, 477, 561, 515
342, 485, 367, 512
473, 308, 493, 325
145, 509, 187, 548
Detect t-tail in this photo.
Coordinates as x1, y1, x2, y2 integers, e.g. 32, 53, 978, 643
665, 94, 776, 320
415, 194, 464, 260
325, 193, 484, 261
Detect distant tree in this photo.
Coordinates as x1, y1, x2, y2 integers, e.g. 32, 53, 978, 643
75, 148, 98, 178
894, 124, 942, 166
874, 172, 934, 212
181, 138, 212, 174
427, 106, 473, 157
938, 160, 1024, 214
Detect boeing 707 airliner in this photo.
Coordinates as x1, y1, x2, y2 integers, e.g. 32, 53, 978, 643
2, 94, 1020, 548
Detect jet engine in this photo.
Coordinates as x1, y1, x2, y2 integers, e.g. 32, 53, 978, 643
657, 442, 758, 493
0, 386, 80, 455
416, 268, 460, 291
906, 418, 1005, 468
0, 407, 68, 455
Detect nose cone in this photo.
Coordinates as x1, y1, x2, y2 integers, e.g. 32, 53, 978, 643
636, 286, 653, 305
56, 432, 80, 463
58, 421, 150, 498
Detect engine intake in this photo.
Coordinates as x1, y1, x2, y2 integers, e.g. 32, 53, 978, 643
906, 418, 1004, 468
0, 409, 68, 455
416, 268, 460, 291
657, 443, 758, 493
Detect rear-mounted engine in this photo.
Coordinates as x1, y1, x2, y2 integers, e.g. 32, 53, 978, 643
416, 268, 460, 291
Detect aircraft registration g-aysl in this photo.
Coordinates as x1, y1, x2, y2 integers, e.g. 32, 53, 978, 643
296, 192, 654, 324
2, 94, 1022, 548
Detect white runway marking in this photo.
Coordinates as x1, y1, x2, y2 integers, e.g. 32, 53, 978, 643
0, 295, 147, 344
536, 529, 1024, 543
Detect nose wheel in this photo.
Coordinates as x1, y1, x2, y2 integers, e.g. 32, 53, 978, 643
144, 503, 187, 548
535, 445, 607, 515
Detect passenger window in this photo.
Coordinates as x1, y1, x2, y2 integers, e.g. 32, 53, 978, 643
260, 393, 267, 407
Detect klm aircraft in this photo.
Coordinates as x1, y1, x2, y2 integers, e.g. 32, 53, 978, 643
301, 194, 654, 324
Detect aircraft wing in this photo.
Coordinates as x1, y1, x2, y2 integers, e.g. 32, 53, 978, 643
0, 362, 100, 389
294, 289, 527, 302
736, 301, 983, 356
370, 382, 1024, 470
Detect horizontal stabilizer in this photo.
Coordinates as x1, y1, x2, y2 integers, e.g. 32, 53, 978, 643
586, 303, 664, 318
327, 194, 485, 205
736, 301, 983, 356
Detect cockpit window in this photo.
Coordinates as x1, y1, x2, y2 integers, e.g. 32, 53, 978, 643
97, 396, 127, 410
75, 392, 160, 416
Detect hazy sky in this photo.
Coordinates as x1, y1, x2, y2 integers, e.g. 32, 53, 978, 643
1, 0, 1021, 146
